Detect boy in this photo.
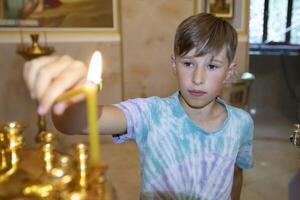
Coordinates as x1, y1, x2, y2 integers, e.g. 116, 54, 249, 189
24, 13, 253, 200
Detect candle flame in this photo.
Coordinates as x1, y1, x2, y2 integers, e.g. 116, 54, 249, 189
87, 51, 102, 84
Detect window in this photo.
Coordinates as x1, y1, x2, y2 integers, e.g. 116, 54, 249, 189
249, 0, 300, 49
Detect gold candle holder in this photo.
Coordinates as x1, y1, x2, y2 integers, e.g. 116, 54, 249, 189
0, 122, 24, 183
0, 132, 7, 170
17, 33, 55, 144
76, 143, 88, 190
17, 33, 54, 60
39, 131, 56, 173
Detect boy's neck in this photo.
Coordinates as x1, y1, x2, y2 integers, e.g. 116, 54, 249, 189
178, 94, 227, 132
178, 94, 217, 117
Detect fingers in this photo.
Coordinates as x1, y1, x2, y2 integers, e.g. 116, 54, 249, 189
23, 55, 58, 98
38, 60, 87, 115
52, 77, 86, 115
53, 91, 85, 115
23, 55, 88, 115
53, 102, 68, 115
34, 55, 74, 100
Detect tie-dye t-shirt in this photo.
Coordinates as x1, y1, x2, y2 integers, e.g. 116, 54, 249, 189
113, 92, 253, 200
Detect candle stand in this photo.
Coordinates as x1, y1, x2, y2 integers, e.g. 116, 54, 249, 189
0, 122, 112, 200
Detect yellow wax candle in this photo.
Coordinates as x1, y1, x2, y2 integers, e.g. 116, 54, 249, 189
85, 83, 100, 164
56, 84, 100, 165
55, 86, 86, 102
56, 51, 103, 165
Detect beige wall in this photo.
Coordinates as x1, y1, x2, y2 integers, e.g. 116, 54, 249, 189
0, 0, 249, 145
121, 0, 194, 99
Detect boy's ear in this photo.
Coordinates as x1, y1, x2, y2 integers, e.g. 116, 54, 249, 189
171, 55, 177, 74
225, 62, 238, 81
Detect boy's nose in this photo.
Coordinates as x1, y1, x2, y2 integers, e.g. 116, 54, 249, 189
192, 67, 205, 85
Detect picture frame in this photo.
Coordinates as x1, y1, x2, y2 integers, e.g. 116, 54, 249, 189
0, 0, 120, 42
196, 0, 248, 34
205, 0, 234, 18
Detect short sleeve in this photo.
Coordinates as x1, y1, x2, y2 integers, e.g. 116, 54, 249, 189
235, 115, 254, 169
112, 98, 152, 144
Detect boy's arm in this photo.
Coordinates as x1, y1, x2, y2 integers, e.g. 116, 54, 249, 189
23, 55, 127, 135
231, 165, 243, 200
52, 102, 127, 135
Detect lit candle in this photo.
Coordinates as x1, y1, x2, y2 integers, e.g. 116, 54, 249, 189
56, 51, 102, 165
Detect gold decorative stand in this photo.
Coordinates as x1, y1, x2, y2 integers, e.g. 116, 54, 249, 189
16, 33, 54, 60
17, 32, 54, 142
0, 122, 112, 199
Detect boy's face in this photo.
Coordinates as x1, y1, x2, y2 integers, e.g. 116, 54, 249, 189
172, 47, 236, 109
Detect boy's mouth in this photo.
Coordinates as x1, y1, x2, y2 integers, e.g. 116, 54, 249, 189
188, 90, 206, 97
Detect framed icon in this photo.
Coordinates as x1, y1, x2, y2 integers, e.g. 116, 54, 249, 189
206, 0, 234, 18
0, 0, 120, 42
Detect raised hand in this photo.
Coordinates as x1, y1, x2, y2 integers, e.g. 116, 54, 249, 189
23, 55, 88, 115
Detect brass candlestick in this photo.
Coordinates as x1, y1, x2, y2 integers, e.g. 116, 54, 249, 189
17, 33, 54, 60
0, 122, 37, 198
17, 33, 55, 143
40, 131, 56, 173
0, 122, 24, 183
65, 143, 109, 200
0, 132, 7, 170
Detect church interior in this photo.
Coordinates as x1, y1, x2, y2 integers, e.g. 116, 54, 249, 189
0, 0, 300, 199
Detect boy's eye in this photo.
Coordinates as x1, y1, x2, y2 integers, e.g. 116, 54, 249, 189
207, 64, 219, 70
182, 61, 194, 68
